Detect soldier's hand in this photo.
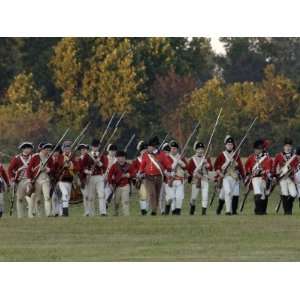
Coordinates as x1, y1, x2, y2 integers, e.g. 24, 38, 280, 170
84, 169, 92, 175
45, 167, 51, 173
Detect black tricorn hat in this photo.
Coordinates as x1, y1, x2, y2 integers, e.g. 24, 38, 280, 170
253, 139, 264, 149
148, 136, 160, 147
91, 138, 100, 147
193, 141, 204, 150
169, 140, 179, 148
77, 144, 89, 151
18, 142, 34, 150
42, 143, 53, 150
116, 150, 126, 157
107, 144, 117, 151
284, 138, 293, 145
137, 140, 147, 152
161, 143, 170, 152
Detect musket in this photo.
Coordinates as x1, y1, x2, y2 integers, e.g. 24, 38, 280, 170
27, 128, 70, 196
240, 154, 269, 212
99, 112, 126, 157
71, 122, 91, 151
9, 183, 16, 216
275, 198, 282, 214
158, 133, 169, 150
100, 113, 116, 144
194, 108, 222, 175
124, 134, 136, 152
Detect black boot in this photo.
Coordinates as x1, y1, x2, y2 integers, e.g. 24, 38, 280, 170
0, 211, 2, 218
172, 209, 177, 215
262, 196, 268, 215
151, 211, 157, 216
232, 196, 239, 215
190, 204, 196, 215
62, 207, 69, 217
254, 194, 262, 215
287, 196, 294, 215
165, 204, 171, 215
141, 209, 147, 215
177, 209, 181, 215
282, 196, 289, 215
202, 207, 207, 215
216, 199, 225, 215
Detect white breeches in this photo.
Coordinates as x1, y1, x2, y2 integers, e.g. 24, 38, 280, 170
251, 177, 266, 199
279, 177, 297, 198
190, 179, 209, 208
165, 180, 184, 210
219, 175, 240, 213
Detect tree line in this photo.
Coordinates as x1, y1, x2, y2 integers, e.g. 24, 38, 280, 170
1, 37, 300, 158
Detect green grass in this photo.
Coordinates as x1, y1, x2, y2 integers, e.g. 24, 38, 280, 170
1, 186, 300, 261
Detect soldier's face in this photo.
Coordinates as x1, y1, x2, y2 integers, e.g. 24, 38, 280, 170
41, 148, 50, 156
117, 156, 126, 164
109, 150, 116, 157
80, 148, 87, 155
225, 143, 234, 151
148, 145, 155, 152
64, 147, 71, 155
23, 147, 32, 156
254, 148, 263, 155
170, 147, 178, 155
284, 144, 292, 153
196, 148, 204, 155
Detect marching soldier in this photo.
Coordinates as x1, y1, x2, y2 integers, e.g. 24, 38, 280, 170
108, 150, 134, 216
273, 138, 298, 215
51, 145, 62, 216
138, 136, 172, 215
80, 139, 108, 216
26, 143, 55, 217
0, 153, 9, 217
104, 144, 118, 205
77, 144, 90, 216
159, 142, 171, 215
131, 140, 149, 215
244, 139, 273, 215
187, 141, 213, 215
8, 142, 34, 218
165, 140, 188, 215
214, 135, 245, 215
55, 141, 78, 217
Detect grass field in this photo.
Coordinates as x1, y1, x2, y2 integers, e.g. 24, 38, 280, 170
1, 185, 300, 261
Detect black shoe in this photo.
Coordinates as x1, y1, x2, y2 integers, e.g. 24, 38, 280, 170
176, 209, 181, 215
54, 213, 59, 217
216, 199, 225, 215
254, 194, 262, 215
0, 211, 2, 218
165, 205, 171, 215
190, 205, 196, 215
287, 196, 294, 215
62, 208, 69, 217
172, 209, 177, 215
151, 211, 157, 216
100, 214, 107, 217
202, 207, 207, 215
232, 196, 239, 215
282, 196, 289, 215
225, 212, 232, 216
141, 209, 147, 215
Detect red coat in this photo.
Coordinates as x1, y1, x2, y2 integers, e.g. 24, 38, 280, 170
273, 152, 298, 176
214, 151, 245, 178
8, 154, 31, 182
26, 153, 55, 181
131, 156, 142, 177
80, 152, 108, 176
139, 150, 172, 176
187, 155, 213, 176
0, 163, 9, 186
245, 153, 273, 179
108, 162, 135, 187
55, 153, 79, 182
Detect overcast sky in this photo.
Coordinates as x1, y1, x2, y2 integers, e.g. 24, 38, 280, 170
210, 37, 226, 54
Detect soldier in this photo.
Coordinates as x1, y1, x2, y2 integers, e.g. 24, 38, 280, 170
108, 150, 134, 216
139, 136, 172, 215
0, 153, 9, 217
26, 143, 55, 217
80, 139, 108, 216
159, 142, 171, 215
187, 141, 213, 216
214, 135, 245, 215
77, 144, 90, 216
165, 140, 188, 215
273, 138, 298, 215
295, 147, 300, 204
8, 142, 34, 218
51, 145, 62, 217
244, 139, 273, 215
131, 140, 149, 215
55, 141, 78, 217
104, 144, 118, 206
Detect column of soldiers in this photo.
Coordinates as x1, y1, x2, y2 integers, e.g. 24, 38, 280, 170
1, 134, 300, 218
